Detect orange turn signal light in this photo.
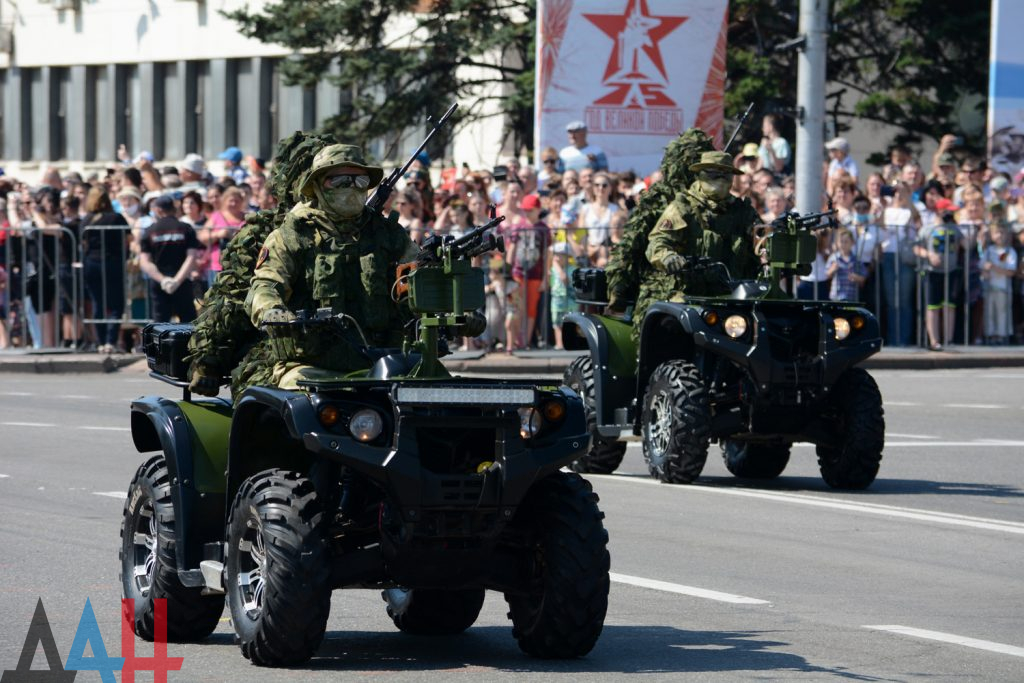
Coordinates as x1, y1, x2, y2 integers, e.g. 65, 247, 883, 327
319, 405, 341, 427
851, 316, 865, 331
541, 400, 566, 422
703, 311, 719, 326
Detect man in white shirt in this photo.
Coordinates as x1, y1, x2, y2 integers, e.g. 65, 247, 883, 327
559, 121, 608, 173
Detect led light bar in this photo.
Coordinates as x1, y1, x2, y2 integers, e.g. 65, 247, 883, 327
395, 386, 535, 406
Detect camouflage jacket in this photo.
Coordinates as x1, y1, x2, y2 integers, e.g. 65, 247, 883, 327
246, 205, 417, 367
186, 210, 276, 377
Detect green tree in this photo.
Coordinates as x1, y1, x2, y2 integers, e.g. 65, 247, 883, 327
727, 0, 991, 155
224, 0, 536, 160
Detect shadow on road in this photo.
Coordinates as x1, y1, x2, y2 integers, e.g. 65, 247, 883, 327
231, 625, 889, 679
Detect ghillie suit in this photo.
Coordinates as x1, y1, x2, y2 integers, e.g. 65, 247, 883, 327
186, 131, 338, 399
602, 128, 714, 340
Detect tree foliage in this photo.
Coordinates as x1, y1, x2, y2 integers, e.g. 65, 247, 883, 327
727, 0, 991, 154
224, 0, 536, 160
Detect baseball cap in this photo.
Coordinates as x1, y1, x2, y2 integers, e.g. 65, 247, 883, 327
152, 194, 176, 213
520, 193, 541, 210
990, 176, 1009, 192
741, 142, 759, 158
566, 121, 587, 132
935, 198, 957, 213
133, 150, 154, 164
218, 146, 243, 164
180, 153, 206, 175
552, 241, 570, 255
825, 137, 850, 152
937, 152, 956, 167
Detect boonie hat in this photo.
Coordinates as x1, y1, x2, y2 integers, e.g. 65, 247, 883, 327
117, 186, 142, 202
299, 144, 383, 198
689, 151, 742, 175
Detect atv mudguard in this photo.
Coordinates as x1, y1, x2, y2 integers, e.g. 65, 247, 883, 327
562, 312, 636, 438
129, 397, 232, 585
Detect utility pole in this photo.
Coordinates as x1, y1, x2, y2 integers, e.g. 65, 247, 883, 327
794, 0, 829, 214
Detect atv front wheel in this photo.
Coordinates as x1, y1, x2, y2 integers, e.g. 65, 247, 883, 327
641, 360, 710, 483
505, 472, 609, 658
563, 356, 627, 474
816, 368, 885, 489
119, 455, 224, 641
226, 469, 331, 666
383, 588, 485, 635
721, 440, 791, 479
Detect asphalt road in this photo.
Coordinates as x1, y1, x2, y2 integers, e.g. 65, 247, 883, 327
1, 367, 1022, 681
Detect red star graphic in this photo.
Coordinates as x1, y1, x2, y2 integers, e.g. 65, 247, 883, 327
584, 0, 687, 83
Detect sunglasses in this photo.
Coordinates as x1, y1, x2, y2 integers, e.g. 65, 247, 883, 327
702, 171, 733, 181
594, 183, 610, 188
543, 158, 557, 164
324, 174, 370, 189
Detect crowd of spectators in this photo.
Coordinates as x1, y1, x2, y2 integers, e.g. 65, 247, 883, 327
3, 118, 1024, 354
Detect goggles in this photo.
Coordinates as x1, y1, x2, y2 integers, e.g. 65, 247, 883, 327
701, 171, 734, 182
324, 174, 371, 190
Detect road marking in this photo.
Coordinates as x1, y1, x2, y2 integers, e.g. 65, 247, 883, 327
864, 625, 1024, 658
887, 433, 939, 439
1, 422, 57, 428
64, 395, 96, 400
0, 474, 9, 478
93, 492, 126, 499
597, 475, 1024, 535
791, 440, 1024, 448
0, 391, 34, 397
885, 401, 920, 406
943, 403, 1007, 409
78, 426, 130, 432
610, 572, 769, 605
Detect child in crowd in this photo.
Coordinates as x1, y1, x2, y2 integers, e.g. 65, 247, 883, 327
482, 258, 508, 351
548, 242, 577, 350
981, 223, 1018, 345
826, 228, 866, 302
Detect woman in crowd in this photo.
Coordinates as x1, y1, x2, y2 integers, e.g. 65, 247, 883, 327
394, 187, 426, 244
879, 182, 921, 346
180, 191, 209, 297
80, 187, 128, 353
957, 185, 988, 344
761, 187, 788, 223
201, 186, 246, 286
831, 177, 858, 227
577, 171, 619, 268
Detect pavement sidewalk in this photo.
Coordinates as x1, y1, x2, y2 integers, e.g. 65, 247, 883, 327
2, 345, 1024, 375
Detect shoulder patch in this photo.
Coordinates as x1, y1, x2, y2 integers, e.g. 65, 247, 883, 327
255, 247, 269, 270
657, 218, 674, 231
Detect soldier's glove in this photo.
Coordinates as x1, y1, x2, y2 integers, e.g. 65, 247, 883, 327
461, 311, 487, 338
260, 307, 297, 325
260, 307, 299, 361
661, 253, 690, 275
188, 366, 222, 397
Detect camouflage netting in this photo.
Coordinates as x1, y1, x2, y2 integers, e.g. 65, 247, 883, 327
603, 128, 714, 313
186, 130, 338, 398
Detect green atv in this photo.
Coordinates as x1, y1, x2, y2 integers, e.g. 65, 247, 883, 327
119, 220, 609, 666
563, 210, 886, 489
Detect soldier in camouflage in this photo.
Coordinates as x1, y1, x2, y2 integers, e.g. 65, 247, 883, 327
636, 150, 761, 340
186, 131, 338, 398
245, 144, 418, 390
603, 128, 714, 317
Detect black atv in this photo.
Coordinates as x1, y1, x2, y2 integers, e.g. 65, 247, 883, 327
563, 210, 886, 489
119, 221, 610, 665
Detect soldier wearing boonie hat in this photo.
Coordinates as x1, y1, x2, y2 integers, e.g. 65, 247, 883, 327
245, 143, 418, 390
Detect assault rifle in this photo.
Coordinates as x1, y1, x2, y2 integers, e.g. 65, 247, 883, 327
723, 102, 755, 153
366, 102, 459, 215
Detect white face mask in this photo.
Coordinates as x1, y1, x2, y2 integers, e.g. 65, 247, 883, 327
123, 202, 140, 217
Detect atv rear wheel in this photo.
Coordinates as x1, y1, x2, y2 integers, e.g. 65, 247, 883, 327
563, 356, 627, 474
120, 455, 224, 642
641, 360, 710, 484
721, 440, 791, 479
383, 588, 485, 635
816, 368, 885, 489
505, 472, 609, 658
226, 469, 331, 666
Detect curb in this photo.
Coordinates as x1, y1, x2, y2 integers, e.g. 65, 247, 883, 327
0, 354, 142, 374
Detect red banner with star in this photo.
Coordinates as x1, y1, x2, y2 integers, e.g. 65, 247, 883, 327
535, 0, 728, 176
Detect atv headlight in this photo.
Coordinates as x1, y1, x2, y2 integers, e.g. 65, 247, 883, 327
834, 317, 851, 341
517, 406, 542, 440
723, 315, 748, 339
349, 409, 383, 442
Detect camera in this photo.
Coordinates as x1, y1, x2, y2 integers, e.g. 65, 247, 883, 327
492, 164, 508, 182
879, 185, 896, 198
